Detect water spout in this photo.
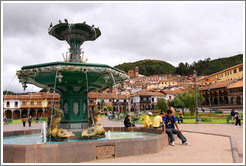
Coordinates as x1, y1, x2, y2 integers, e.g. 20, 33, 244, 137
41, 122, 47, 143
107, 131, 111, 139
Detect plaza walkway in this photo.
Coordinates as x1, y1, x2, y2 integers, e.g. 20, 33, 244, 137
3, 117, 244, 163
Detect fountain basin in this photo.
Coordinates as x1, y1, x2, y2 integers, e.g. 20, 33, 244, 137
16, 62, 129, 132
3, 127, 170, 163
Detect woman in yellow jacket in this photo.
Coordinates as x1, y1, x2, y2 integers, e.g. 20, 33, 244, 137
22, 116, 27, 127
144, 112, 153, 127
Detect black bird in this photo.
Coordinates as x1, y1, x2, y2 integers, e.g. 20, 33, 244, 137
59, 20, 62, 24
48, 22, 53, 31
64, 19, 68, 24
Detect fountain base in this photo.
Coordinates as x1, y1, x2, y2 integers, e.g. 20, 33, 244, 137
59, 122, 89, 132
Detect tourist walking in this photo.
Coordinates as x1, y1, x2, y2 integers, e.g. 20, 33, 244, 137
28, 116, 33, 127
235, 111, 241, 126
22, 116, 27, 127
144, 112, 153, 128
36, 116, 39, 123
231, 109, 236, 124
153, 112, 165, 129
124, 114, 135, 131
163, 110, 190, 146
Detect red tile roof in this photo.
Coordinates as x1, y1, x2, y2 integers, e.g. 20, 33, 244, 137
228, 80, 243, 89
199, 80, 235, 90
131, 90, 166, 97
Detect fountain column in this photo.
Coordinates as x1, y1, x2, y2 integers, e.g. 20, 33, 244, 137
57, 87, 89, 132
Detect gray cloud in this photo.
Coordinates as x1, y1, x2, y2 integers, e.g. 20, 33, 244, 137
2, 2, 244, 92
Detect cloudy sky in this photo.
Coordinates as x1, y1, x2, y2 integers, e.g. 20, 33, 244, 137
2, 2, 244, 93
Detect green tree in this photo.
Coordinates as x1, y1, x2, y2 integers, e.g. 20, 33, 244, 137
156, 98, 168, 113
173, 89, 204, 115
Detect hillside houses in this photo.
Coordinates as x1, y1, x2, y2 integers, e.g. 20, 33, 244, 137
3, 63, 243, 119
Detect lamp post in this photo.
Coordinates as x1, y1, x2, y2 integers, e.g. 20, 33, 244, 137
218, 90, 220, 112
117, 84, 121, 121
194, 70, 200, 124
208, 87, 212, 113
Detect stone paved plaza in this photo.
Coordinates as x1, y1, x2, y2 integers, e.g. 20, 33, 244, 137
3, 117, 244, 163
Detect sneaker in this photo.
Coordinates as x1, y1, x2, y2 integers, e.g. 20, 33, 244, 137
171, 142, 175, 146
182, 142, 191, 146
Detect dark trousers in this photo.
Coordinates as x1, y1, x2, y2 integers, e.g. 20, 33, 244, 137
235, 119, 241, 126
178, 119, 183, 123
166, 128, 187, 143
23, 122, 26, 127
28, 121, 31, 127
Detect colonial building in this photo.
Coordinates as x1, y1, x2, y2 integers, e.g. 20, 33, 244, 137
3, 92, 60, 119
88, 91, 130, 113
200, 80, 243, 109
130, 90, 166, 111
127, 66, 140, 78
197, 63, 243, 85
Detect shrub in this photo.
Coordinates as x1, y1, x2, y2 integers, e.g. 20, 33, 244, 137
201, 116, 211, 122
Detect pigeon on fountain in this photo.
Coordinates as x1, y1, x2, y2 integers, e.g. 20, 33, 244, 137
48, 22, 53, 31
59, 20, 62, 24
64, 19, 68, 24
83, 21, 86, 24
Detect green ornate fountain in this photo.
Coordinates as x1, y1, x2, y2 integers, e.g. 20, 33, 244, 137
16, 20, 129, 132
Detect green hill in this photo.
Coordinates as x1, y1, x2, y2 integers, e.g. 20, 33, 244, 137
114, 54, 243, 76
175, 54, 243, 76
114, 59, 176, 76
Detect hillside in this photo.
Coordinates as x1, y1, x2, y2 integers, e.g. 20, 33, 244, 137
114, 54, 243, 76
175, 54, 243, 76
114, 59, 176, 76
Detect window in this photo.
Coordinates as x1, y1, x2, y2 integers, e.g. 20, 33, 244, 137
230, 71, 232, 75
234, 69, 237, 73
38, 101, 42, 105
239, 67, 243, 72
15, 102, 18, 107
6, 101, 10, 107
31, 101, 34, 105
22, 101, 26, 105
152, 98, 154, 102
124, 100, 126, 102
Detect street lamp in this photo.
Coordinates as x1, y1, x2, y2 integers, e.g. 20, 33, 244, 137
193, 70, 200, 124
218, 90, 220, 112
208, 87, 212, 113
117, 84, 121, 121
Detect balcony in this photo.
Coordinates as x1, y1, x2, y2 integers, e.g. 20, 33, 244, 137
140, 100, 151, 104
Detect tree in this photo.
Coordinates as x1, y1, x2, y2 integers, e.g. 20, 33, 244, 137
156, 98, 168, 113
173, 89, 204, 115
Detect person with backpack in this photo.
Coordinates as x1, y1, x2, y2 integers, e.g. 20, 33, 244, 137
22, 116, 27, 127
162, 110, 190, 146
